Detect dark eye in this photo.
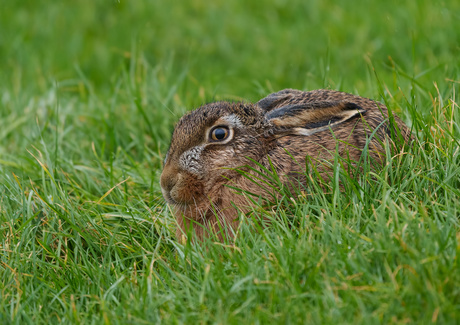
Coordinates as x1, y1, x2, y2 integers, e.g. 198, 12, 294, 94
210, 127, 230, 142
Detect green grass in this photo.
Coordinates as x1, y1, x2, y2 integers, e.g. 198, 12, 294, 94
1, 0, 459, 323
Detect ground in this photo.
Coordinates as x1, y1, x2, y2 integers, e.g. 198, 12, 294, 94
0, 0, 459, 323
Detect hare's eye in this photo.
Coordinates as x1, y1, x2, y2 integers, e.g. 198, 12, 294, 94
210, 126, 230, 142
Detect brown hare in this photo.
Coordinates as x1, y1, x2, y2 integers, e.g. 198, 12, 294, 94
160, 89, 411, 241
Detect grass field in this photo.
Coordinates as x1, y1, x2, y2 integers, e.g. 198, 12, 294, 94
1, 0, 459, 323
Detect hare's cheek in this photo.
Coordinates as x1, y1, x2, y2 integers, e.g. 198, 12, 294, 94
207, 148, 237, 167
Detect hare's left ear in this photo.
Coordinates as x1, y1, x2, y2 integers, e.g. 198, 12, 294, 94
257, 88, 304, 112
265, 101, 366, 136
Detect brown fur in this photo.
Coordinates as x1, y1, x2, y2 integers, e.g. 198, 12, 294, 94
160, 89, 412, 241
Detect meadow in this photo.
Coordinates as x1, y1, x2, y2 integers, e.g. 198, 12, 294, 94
0, 0, 459, 323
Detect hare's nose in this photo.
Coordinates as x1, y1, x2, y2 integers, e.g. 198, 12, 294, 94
160, 166, 179, 193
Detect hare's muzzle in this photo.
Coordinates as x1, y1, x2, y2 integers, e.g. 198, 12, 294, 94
160, 165, 204, 206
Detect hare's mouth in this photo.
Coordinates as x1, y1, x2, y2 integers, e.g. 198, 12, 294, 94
161, 186, 202, 209
161, 187, 179, 205
163, 191, 176, 205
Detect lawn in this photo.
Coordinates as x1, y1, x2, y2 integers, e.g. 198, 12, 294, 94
1, 0, 459, 323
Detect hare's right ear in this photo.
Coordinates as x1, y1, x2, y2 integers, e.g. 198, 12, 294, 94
265, 101, 366, 136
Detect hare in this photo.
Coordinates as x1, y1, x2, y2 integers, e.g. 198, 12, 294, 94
160, 89, 411, 241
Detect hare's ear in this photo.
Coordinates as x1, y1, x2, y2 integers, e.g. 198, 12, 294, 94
265, 101, 366, 136
257, 89, 304, 112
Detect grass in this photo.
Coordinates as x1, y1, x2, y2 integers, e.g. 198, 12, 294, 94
0, 0, 459, 323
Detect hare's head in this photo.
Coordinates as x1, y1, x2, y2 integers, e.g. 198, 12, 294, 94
160, 102, 268, 211
161, 91, 369, 230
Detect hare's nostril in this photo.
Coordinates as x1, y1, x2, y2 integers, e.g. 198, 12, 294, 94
160, 174, 178, 205
160, 164, 183, 194
160, 174, 178, 193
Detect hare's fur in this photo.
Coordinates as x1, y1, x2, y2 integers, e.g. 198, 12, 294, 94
161, 89, 411, 241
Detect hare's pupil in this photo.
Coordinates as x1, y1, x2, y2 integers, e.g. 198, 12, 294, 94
211, 127, 229, 141
214, 128, 226, 139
